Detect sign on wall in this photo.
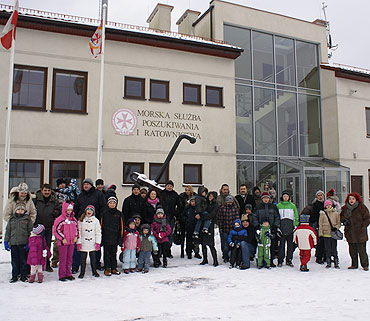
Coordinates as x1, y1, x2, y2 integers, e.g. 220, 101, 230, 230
112, 108, 138, 135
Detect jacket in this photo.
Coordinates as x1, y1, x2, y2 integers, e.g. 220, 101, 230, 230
227, 220, 248, 245
160, 190, 182, 221
200, 193, 218, 246
181, 205, 197, 227
257, 225, 271, 246
309, 199, 324, 227
142, 200, 161, 225
122, 194, 145, 225
319, 207, 341, 237
4, 186, 37, 223
33, 189, 61, 229
253, 202, 280, 231
217, 192, 240, 209
235, 194, 256, 213
340, 202, 370, 243
53, 202, 78, 246
59, 179, 80, 202
77, 216, 102, 252
276, 201, 299, 235
5, 212, 33, 245
27, 233, 51, 267
293, 224, 317, 250
151, 214, 172, 244
217, 203, 240, 233
74, 187, 106, 220
140, 234, 158, 252
101, 207, 124, 246
194, 195, 207, 214
122, 229, 140, 251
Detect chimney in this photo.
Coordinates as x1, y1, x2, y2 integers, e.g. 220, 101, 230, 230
146, 3, 174, 32
176, 9, 200, 35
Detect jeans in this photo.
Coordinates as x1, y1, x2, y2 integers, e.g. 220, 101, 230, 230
240, 241, 255, 268
138, 251, 151, 270
122, 249, 137, 269
219, 230, 230, 261
11, 245, 28, 278
194, 218, 211, 233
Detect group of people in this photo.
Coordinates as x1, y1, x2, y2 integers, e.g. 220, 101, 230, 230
3, 177, 370, 283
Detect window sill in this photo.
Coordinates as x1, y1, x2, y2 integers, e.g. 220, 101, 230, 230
182, 102, 203, 106
11, 106, 47, 112
123, 96, 147, 101
50, 109, 88, 115
182, 183, 203, 187
149, 99, 171, 103
205, 104, 225, 108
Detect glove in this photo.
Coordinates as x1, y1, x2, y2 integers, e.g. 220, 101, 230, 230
121, 247, 125, 252
159, 232, 166, 239
229, 242, 235, 247
276, 228, 282, 238
25, 243, 29, 251
95, 243, 101, 251
256, 229, 261, 235
42, 249, 47, 257
76, 244, 82, 251
153, 250, 158, 255
236, 243, 240, 248
4, 241, 10, 251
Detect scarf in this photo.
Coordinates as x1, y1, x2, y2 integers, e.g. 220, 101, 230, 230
154, 217, 167, 232
148, 197, 159, 208
126, 227, 137, 234
346, 201, 359, 217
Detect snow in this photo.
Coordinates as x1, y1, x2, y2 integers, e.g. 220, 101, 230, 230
1, 230, 370, 321
323, 62, 370, 76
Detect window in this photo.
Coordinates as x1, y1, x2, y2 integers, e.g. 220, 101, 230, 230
149, 163, 169, 184
123, 162, 144, 184
253, 32, 274, 83
206, 86, 223, 107
296, 41, 319, 90
12, 65, 47, 111
183, 164, 202, 185
124, 77, 145, 100
183, 83, 201, 105
150, 79, 169, 102
366, 108, 370, 136
49, 161, 85, 189
9, 160, 44, 193
52, 69, 87, 113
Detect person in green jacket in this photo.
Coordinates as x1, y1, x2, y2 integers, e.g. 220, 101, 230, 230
276, 191, 299, 267
257, 220, 272, 269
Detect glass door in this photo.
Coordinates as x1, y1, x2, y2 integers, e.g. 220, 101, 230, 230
280, 173, 301, 212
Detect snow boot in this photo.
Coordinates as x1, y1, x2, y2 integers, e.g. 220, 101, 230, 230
334, 256, 340, 269
79, 260, 86, 279
136, 268, 143, 272
163, 258, 168, 268
194, 252, 202, 259
37, 272, 44, 283
45, 261, 53, 273
286, 260, 294, 267
200, 260, 208, 265
29, 274, 36, 283
180, 247, 185, 258
111, 269, 120, 275
129, 268, 135, 273
143, 269, 149, 273
326, 259, 331, 268
123, 269, 129, 274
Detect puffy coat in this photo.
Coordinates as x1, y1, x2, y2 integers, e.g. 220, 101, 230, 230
227, 220, 248, 245
309, 199, 324, 227
160, 190, 182, 221
200, 193, 218, 246
142, 200, 161, 225
101, 207, 124, 246
276, 201, 299, 235
74, 187, 106, 220
293, 225, 317, 250
194, 195, 207, 214
4, 212, 33, 245
122, 194, 145, 225
252, 202, 280, 231
33, 190, 61, 229
319, 208, 341, 237
340, 202, 370, 243
151, 214, 172, 244
140, 233, 158, 252
27, 234, 51, 267
181, 205, 197, 227
77, 216, 102, 252
53, 202, 78, 246
122, 229, 140, 251
4, 187, 36, 223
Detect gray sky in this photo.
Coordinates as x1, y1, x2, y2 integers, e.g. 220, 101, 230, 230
2, 0, 369, 69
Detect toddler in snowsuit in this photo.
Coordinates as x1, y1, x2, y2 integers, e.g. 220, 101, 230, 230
137, 224, 158, 273
228, 219, 248, 268
27, 224, 51, 283
59, 178, 80, 203
256, 220, 272, 269
77, 205, 102, 278
122, 218, 140, 274
151, 208, 172, 268
193, 194, 211, 237
4, 204, 33, 283
53, 202, 78, 281
293, 214, 317, 272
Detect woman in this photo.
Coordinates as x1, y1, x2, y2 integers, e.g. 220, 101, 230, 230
178, 185, 195, 258
340, 192, 370, 271
142, 189, 161, 225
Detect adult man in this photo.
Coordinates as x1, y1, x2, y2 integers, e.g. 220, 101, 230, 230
252, 186, 262, 208
216, 184, 240, 209
33, 183, 61, 272
122, 184, 145, 226
252, 192, 280, 267
95, 179, 105, 193
235, 184, 256, 214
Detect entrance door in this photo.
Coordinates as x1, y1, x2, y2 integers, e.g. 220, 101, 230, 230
280, 174, 301, 212
351, 175, 363, 198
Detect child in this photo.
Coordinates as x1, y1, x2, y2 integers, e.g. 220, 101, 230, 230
27, 224, 51, 283
77, 205, 102, 278
4, 204, 33, 283
151, 208, 172, 268
53, 202, 78, 281
132, 214, 142, 230
122, 218, 140, 274
193, 194, 211, 237
256, 220, 272, 269
319, 199, 341, 268
101, 196, 123, 276
245, 204, 253, 217
293, 214, 317, 272
137, 224, 158, 273
228, 218, 248, 268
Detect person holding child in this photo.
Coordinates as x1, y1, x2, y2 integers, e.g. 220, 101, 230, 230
228, 218, 248, 269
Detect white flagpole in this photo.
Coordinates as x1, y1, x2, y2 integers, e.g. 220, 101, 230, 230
96, 3, 107, 179
2, 36, 16, 234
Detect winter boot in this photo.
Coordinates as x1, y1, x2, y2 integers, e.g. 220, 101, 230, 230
210, 247, 218, 267
326, 259, 331, 268
45, 261, 53, 273
187, 253, 192, 259
286, 260, 294, 267
111, 269, 121, 275
194, 252, 202, 259
143, 269, 149, 273
200, 260, 208, 265
37, 272, 44, 283
334, 256, 340, 269
180, 247, 185, 259
79, 260, 86, 279
193, 232, 199, 239
136, 268, 143, 272
29, 274, 36, 283
104, 268, 111, 276
123, 269, 129, 274
163, 258, 168, 268
129, 268, 135, 273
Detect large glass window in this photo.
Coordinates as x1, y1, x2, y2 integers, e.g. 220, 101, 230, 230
253, 32, 274, 83
254, 87, 276, 155
299, 94, 322, 157
237, 160, 254, 189
305, 169, 324, 204
12, 65, 47, 110
9, 160, 44, 193
236, 85, 253, 154
296, 41, 319, 90
277, 91, 298, 156
256, 161, 278, 193
275, 37, 296, 86
49, 161, 85, 189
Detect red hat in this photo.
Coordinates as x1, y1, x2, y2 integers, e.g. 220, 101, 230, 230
261, 192, 270, 198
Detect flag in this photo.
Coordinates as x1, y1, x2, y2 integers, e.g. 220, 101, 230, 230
0, 0, 19, 50
89, 22, 103, 58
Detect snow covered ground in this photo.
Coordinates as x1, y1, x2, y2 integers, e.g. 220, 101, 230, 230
1, 231, 370, 321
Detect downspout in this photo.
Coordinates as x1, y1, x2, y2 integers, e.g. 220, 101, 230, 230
210, 5, 214, 40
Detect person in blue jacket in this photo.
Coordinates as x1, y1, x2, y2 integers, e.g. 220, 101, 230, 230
228, 218, 248, 269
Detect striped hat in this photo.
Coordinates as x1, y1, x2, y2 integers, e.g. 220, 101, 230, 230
107, 196, 118, 204
33, 224, 45, 235
84, 205, 95, 214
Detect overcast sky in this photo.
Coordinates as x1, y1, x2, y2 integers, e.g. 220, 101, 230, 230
2, 0, 369, 69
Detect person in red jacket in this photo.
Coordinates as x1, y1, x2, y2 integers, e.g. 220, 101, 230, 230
151, 208, 172, 268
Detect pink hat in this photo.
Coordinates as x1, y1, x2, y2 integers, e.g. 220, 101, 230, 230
324, 200, 333, 208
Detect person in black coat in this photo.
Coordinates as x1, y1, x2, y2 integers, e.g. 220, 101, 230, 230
122, 184, 145, 227
178, 185, 195, 258
235, 184, 256, 213
236, 214, 256, 269
142, 189, 161, 225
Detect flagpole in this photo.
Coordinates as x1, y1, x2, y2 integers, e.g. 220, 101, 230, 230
96, 3, 107, 179
2, 37, 15, 234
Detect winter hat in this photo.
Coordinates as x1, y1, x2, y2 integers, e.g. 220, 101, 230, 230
95, 179, 104, 186
56, 178, 66, 186
245, 204, 253, 211
83, 178, 94, 186
14, 203, 27, 212
156, 208, 164, 215
108, 184, 117, 191
299, 214, 310, 224
233, 218, 242, 227
107, 196, 118, 204
225, 195, 233, 203
85, 205, 95, 214
140, 187, 148, 193
327, 188, 335, 197
324, 200, 333, 208
132, 183, 141, 191
132, 214, 142, 220
261, 192, 270, 199
67, 203, 74, 211
32, 224, 45, 235
165, 180, 174, 187
252, 186, 261, 194
190, 195, 197, 202
315, 190, 324, 197
241, 214, 249, 222
17, 182, 29, 193
127, 218, 135, 225
282, 190, 290, 197
141, 224, 151, 233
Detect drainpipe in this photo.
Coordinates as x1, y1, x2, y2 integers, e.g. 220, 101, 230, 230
210, 5, 214, 40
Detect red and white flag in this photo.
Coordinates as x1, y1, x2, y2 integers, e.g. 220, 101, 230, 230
0, 0, 19, 50
89, 22, 103, 58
